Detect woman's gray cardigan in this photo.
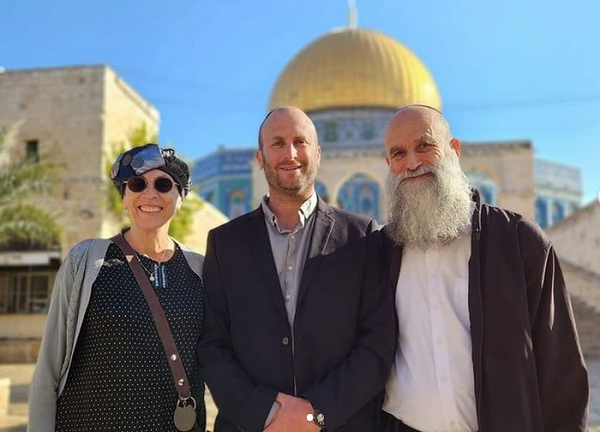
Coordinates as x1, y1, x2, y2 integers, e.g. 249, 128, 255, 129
27, 238, 204, 432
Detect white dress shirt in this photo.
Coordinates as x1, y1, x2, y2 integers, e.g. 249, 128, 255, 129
383, 227, 478, 432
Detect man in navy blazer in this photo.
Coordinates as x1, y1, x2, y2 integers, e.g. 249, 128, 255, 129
199, 106, 396, 432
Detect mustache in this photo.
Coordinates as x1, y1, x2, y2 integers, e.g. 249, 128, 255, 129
397, 165, 436, 182
275, 160, 302, 169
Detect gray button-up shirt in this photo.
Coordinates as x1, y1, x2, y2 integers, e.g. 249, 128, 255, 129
261, 193, 317, 327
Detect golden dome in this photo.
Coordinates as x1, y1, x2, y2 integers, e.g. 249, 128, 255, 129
269, 28, 441, 112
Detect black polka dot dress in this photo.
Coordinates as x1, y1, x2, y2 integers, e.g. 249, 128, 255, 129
56, 243, 205, 432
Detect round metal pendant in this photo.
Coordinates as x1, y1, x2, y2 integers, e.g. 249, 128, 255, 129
174, 399, 196, 431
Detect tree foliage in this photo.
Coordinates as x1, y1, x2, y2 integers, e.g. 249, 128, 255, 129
104, 124, 202, 240
0, 126, 61, 249
169, 192, 203, 240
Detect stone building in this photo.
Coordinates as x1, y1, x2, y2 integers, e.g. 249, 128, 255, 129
194, 27, 581, 225
0, 65, 159, 317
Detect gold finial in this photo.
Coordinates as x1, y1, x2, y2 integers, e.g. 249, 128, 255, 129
348, 0, 358, 29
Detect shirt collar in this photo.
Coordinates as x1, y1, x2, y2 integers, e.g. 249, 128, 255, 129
261, 193, 318, 232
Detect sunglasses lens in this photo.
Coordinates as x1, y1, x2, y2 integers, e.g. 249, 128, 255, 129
127, 176, 146, 193
155, 177, 174, 193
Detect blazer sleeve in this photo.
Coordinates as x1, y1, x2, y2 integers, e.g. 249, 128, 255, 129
301, 220, 397, 430
27, 247, 78, 432
198, 229, 277, 432
520, 221, 589, 431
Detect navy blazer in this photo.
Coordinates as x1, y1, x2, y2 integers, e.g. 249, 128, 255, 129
198, 198, 396, 432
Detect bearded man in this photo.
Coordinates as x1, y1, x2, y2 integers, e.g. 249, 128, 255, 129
380, 105, 588, 432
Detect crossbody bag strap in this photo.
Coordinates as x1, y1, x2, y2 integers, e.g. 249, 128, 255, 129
110, 233, 192, 400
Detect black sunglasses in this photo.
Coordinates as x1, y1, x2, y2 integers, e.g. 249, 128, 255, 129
126, 176, 176, 194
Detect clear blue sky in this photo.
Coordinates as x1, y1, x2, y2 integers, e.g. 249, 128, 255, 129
1, 0, 599, 203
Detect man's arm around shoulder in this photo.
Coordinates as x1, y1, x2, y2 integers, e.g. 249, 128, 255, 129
302, 219, 397, 430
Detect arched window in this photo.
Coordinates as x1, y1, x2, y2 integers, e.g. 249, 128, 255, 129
551, 200, 565, 225
337, 173, 380, 221
535, 198, 549, 229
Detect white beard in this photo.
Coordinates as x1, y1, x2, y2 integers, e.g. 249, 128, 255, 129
385, 151, 473, 247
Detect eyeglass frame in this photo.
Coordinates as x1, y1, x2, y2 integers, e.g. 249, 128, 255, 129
125, 175, 181, 194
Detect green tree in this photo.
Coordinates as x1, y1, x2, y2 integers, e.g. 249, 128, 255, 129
0, 126, 61, 249
104, 124, 202, 239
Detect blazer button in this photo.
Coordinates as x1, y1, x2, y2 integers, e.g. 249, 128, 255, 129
282, 336, 290, 346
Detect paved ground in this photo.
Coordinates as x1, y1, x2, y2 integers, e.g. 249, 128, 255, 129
1, 363, 599, 431
0, 365, 31, 432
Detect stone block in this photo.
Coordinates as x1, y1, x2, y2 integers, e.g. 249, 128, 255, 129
0, 340, 41, 364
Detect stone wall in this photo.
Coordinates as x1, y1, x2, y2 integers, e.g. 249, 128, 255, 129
0, 65, 159, 253
461, 142, 534, 219
0, 341, 40, 364
0, 315, 46, 339
0, 66, 107, 251
548, 201, 600, 278
561, 261, 600, 360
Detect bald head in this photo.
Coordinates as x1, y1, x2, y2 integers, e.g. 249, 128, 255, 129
386, 105, 452, 147
258, 106, 318, 149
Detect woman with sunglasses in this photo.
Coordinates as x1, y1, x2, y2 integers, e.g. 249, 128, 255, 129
28, 143, 206, 432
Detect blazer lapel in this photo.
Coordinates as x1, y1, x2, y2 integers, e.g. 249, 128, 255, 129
247, 207, 288, 323
297, 198, 335, 307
